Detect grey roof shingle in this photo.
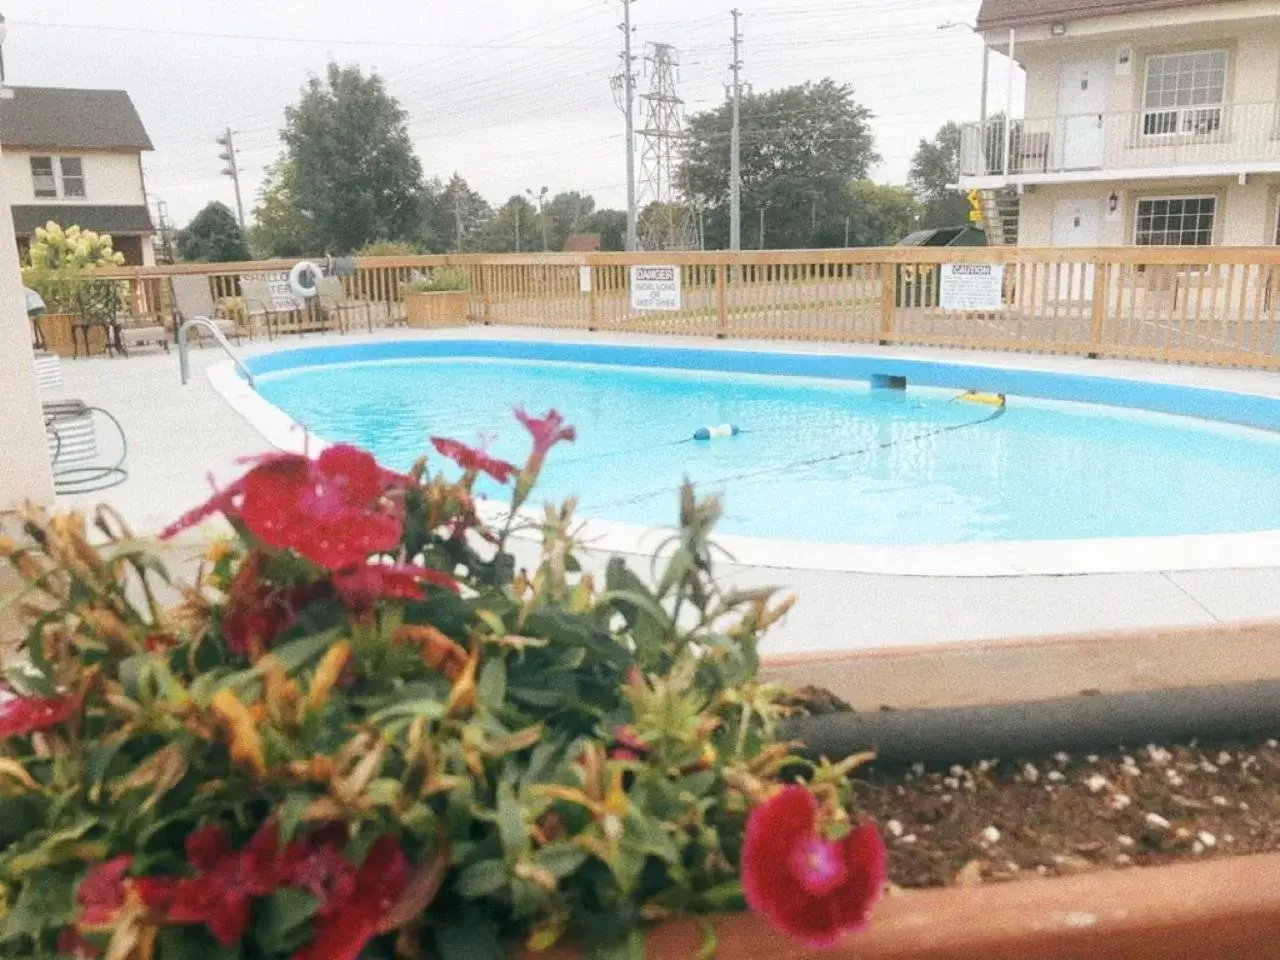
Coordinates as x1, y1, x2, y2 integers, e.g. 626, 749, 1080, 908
977, 0, 1244, 30
11, 205, 154, 236
0, 87, 153, 152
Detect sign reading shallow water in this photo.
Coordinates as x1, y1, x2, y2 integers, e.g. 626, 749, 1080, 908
939, 263, 1005, 312
629, 265, 682, 311
252, 271, 302, 311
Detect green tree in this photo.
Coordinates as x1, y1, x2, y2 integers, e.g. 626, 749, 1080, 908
276, 62, 424, 253
176, 201, 250, 262
248, 161, 319, 258
909, 122, 972, 229
816, 181, 919, 247
480, 195, 539, 252
542, 191, 595, 252
680, 79, 880, 249
582, 209, 627, 251
421, 174, 493, 252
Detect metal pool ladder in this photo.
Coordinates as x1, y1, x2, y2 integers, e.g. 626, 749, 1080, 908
177, 317, 255, 388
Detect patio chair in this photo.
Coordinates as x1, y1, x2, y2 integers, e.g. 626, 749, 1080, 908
73, 281, 125, 358
240, 279, 304, 339
170, 275, 244, 344
316, 276, 373, 333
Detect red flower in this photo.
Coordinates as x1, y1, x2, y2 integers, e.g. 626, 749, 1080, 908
74, 856, 132, 927
331, 563, 458, 613
610, 724, 650, 762
431, 437, 517, 485
282, 839, 357, 919
741, 787, 885, 948
164, 822, 285, 946
0, 689, 77, 739
220, 553, 323, 656
161, 445, 404, 573
292, 836, 410, 960
514, 408, 576, 462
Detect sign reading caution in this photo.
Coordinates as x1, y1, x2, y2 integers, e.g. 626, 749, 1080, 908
939, 263, 1005, 312
630, 265, 682, 311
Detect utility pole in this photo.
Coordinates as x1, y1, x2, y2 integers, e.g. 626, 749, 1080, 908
514, 203, 521, 253
613, 0, 639, 252
527, 186, 549, 251
216, 127, 245, 230
729, 9, 743, 253
454, 192, 465, 252
758, 207, 765, 249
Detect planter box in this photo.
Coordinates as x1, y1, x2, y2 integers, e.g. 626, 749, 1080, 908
531, 850, 1280, 959
37, 312, 109, 358
404, 290, 469, 329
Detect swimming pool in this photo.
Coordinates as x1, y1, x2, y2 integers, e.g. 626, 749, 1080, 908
233, 339, 1280, 562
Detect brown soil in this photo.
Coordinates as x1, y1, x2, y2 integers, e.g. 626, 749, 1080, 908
851, 740, 1280, 889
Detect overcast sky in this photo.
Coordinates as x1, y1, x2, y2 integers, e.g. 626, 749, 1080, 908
2, 0, 1023, 227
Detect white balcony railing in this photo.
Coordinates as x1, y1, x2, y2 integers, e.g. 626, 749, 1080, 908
959, 101, 1280, 178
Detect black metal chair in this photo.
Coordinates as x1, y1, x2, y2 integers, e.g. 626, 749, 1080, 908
73, 281, 126, 358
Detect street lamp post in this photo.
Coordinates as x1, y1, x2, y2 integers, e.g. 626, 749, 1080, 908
526, 187, 549, 252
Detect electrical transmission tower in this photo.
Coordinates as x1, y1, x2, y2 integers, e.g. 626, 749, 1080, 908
636, 42, 698, 252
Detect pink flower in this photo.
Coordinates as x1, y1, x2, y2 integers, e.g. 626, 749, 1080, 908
741, 786, 885, 948
74, 857, 132, 927
160, 445, 404, 573
56, 929, 99, 958
514, 408, 576, 462
431, 437, 517, 485
0, 689, 78, 739
292, 836, 409, 960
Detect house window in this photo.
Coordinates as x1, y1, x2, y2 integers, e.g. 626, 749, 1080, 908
60, 157, 85, 198
1142, 50, 1228, 136
1135, 196, 1216, 245
30, 156, 57, 198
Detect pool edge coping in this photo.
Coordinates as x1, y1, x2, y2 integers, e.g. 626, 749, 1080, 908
207, 337, 1280, 578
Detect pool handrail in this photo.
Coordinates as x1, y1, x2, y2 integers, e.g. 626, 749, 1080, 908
177, 317, 255, 389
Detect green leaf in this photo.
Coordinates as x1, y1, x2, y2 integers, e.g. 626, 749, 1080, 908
276, 792, 314, 843
456, 858, 508, 898
83, 740, 129, 794
534, 842, 588, 878
255, 888, 320, 954
216, 629, 342, 692
156, 925, 244, 959
587, 929, 647, 960
433, 914, 507, 960
496, 781, 525, 859
368, 697, 446, 724
0, 870, 74, 942
477, 657, 507, 709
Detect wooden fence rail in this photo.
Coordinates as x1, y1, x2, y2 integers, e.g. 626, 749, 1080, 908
79, 246, 1280, 369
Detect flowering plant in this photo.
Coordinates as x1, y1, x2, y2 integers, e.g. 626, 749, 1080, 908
22, 222, 128, 314
0, 410, 883, 958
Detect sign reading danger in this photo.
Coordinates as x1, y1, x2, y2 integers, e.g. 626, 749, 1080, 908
629, 265, 682, 311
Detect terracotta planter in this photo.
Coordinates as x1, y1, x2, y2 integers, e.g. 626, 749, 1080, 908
529, 851, 1280, 959
404, 290, 469, 329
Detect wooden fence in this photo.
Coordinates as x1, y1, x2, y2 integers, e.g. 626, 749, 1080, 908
85, 246, 1280, 369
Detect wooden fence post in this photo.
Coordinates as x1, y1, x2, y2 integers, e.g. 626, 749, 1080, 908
716, 261, 729, 338
588, 264, 598, 331
1089, 261, 1108, 357
879, 263, 897, 345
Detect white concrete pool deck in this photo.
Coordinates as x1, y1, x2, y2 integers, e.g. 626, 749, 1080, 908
46, 326, 1280, 656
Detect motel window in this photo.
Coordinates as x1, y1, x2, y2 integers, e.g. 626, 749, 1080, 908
1142, 50, 1227, 136
30, 156, 57, 198
60, 157, 86, 198
1134, 196, 1216, 246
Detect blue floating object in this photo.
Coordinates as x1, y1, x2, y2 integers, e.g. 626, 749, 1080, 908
694, 423, 741, 441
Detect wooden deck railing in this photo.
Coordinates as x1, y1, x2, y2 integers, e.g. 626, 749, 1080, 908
83, 246, 1280, 369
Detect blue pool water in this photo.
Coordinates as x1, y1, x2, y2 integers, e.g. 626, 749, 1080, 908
252, 348, 1280, 545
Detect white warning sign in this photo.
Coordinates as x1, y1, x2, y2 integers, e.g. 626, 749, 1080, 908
629, 265, 682, 311
939, 263, 1005, 311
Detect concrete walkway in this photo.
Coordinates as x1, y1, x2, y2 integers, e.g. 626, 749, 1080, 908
44, 327, 1280, 656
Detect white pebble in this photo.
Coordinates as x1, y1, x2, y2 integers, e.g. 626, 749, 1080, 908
941, 794, 953, 803
1036, 865, 1049, 876
980, 826, 1001, 845
1192, 841, 1205, 854
1086, 754, 1099, 764
1225, 834, 1234, 844
1022, 763, 1039, 783
1085, 774, 1109, 794
1166, 771, 1184, 788
1145, 813, 1171, 830
976, 759, 992, 773
1217, 751, 1232, 765
1054, 751, 1070, 766
949, 764, 965, 777
1115, 853, 1132, 865
1267, 740, 1277, 750
1121, 755, 1137, 767
1198, 831, 1217, 848
1199, 761, 1219, 774
901, 833, 917, 844
887, 819, 904, 838
1146, 745, 1172, 765
911, 762, 925, 777
943, 776, 960, 790
1111, 793, 1132, 811
1212, 795, 1228, 807
1004, 861, 1020, 873
1047, 770, 1066, 783
1240, 801, 1250, 811
1175, 827, 1191, 839
1117, 834, 1135, 847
